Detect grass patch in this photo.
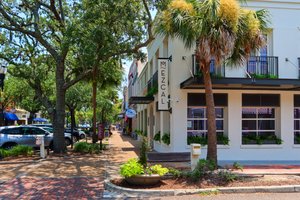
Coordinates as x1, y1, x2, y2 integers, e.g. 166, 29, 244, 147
199, 190, 219, 196
0, 145, 34, 158
74, 142, 107, 154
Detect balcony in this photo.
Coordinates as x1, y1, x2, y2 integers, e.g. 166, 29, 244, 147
192, 55, 225, 78
247, 56, 278, 79
146, 71, 158, 97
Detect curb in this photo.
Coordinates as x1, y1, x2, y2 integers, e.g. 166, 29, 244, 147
104, 179, 300, 197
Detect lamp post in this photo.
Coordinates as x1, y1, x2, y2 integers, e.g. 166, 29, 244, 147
0, 66, 7, 127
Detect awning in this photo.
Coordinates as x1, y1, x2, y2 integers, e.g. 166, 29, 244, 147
129, 96, 154, 104
4, 112, 19, 121
180, 77, 300, 90
33, 117, 48, 122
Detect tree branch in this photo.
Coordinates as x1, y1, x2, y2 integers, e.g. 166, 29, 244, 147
63, 69, 93, 90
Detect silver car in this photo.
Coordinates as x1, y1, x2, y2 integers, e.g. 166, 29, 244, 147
0, 126, 72, 149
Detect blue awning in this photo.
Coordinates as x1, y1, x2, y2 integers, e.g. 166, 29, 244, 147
4, 112, 19, 121
33, 118, 48, 122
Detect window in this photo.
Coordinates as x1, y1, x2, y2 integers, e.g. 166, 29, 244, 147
187, 93, 227, 145
294, 95, 300, 144
242, 94, 280, 145
187, 107, 224, 138
1, 128, 22, 135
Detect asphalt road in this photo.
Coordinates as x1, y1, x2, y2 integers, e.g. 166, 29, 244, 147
151, 193, 300, 200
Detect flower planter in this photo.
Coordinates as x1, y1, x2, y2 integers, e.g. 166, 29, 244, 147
125, 174, 161, 186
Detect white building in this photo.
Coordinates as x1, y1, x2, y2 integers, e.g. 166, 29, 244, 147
129, 0, 300, 162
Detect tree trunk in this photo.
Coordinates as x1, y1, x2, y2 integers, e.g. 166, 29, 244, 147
28, 112, 35, 124
53, 59, 66, 153
202, 65, 217, 167
70, 108, 76, 129
92, 66, 98, 143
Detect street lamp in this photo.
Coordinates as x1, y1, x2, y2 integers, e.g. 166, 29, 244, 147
0, 66, 7, 126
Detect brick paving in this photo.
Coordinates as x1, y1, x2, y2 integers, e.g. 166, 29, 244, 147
0, 130, 140, 199
0, 177, 103, 200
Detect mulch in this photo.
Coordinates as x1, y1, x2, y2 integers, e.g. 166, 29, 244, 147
112, 175, 300, 190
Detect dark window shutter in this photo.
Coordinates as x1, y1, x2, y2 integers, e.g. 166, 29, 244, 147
188, 93, 228, 106
294, 95, 300, 107
242, 94, 280, 107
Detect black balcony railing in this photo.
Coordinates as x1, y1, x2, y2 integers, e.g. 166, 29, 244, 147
146, 71, 158, 97
247, 56, 278, 78
192, 55, 225, 78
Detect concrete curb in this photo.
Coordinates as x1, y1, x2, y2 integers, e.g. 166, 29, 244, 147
104, 179, 300, 197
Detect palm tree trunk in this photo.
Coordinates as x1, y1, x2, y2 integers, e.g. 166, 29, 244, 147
202, 65, 218, 167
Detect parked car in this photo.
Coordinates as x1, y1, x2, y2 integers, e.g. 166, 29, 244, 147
40, 127, 74, 146
64, 128, 85, 140
0, 125, 72, 149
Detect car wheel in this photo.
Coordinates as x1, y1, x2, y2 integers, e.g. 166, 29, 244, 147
65, 138, 72, 146
2, 142, 17, 150
80, 134, 85, 139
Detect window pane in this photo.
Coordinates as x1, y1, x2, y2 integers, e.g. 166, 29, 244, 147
187, 108, 205, 118
258, 120, 275, 130
187, 131, 206, 137
295, 108, 300, 119
215, 108, 223, 118
242, 120, 257, 130
258, 108, 274, 118
258, 131, 275, 138
295, 120, 300, 130
242, 108, 256, 118
216, 120, 223, 130
187, 120, 206, 130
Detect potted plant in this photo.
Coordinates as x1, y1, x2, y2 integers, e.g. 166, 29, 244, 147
162, 133, 170, 145
120, 158, 169, 185
153, 131, 161, 142
119, 136, 169, 185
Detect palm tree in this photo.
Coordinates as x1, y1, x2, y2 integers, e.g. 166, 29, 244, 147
155, 0, 269, 166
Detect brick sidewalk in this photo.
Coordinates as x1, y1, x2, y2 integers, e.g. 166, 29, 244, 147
0, 130, 141, 199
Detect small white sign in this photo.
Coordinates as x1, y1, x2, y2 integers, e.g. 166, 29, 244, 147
158, 59, 169, 110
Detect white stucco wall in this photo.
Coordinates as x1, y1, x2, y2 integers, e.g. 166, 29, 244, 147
143, 0, 300, 161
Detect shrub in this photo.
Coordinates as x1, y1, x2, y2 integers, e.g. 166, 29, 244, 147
186, 159, 216, 182
9, 145, 34, 156
120, 158, 144, 178
153, 131, 161, 142
0, 145, 33, 158
218, 170, 238, 182
74, 142, 103, 154
150, 164, 169, 176
168, 168, 182, 178
162, 133, 170, 145
139, 136, 148, 167
232, 162, 243, 171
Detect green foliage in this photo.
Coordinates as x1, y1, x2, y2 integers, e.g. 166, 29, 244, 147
146, 86, 158, 97
232, 162, 243, 171
120, 158, 144, 178
0, 145, 33, 158
139, 137, 148, 167
217, 171, 238, 182
167, 167, 182, 178
186, 159, 216, 182
162, 133, 170, 145
74, 142, 105, 154
153, 131, 161, 142
187, 135, 229, 146
150, 164, 169, 176
242, 134, 282, 145
251, 73, 278, 79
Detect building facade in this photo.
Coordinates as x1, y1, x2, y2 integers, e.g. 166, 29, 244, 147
129, 0, 300, 161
